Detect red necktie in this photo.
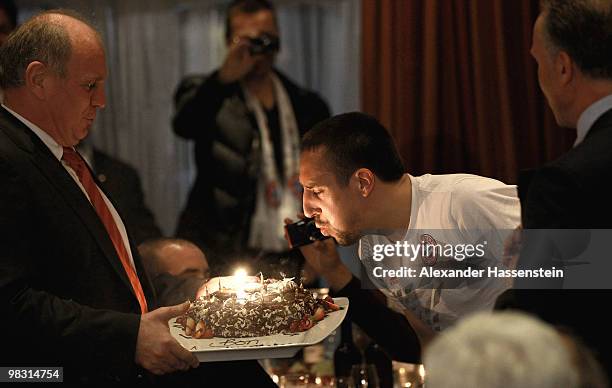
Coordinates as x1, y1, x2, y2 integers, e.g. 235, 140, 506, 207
62, 147, 148, 313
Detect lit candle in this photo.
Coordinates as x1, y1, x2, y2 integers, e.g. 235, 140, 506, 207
234, 268, 248, 301
234, 268, 248, 283
260, 272, 264, 285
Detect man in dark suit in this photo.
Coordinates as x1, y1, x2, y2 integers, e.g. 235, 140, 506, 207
0, 10, 201, 383
496, 0, 612, 376
0, 10, 277, 386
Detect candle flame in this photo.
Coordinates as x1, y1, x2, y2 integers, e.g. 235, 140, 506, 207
419, 364, 426, 377
234, 267, 248, 281
233, 267, 248, 301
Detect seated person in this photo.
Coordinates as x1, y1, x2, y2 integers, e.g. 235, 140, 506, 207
424, 311, 607, 388
139, 238, 209, 306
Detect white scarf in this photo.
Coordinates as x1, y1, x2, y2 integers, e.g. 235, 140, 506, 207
244, 73, 302, 252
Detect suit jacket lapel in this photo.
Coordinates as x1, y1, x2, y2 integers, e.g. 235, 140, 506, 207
0, 108, 137, 300
92, 167, 157, 307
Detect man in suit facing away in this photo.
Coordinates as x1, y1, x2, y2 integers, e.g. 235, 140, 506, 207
0, 10, 202, 383
522, 0, 612, 229
496, 0, 612, 377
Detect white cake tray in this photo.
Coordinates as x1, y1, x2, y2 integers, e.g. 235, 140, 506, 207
169, 297, 349, 362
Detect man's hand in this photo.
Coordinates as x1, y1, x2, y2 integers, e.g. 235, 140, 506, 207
135, 302, 199, 375
218, 37, 256, 83
284, 217, 353, 291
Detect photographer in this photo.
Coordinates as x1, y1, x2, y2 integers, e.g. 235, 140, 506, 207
172, 0, 330, 274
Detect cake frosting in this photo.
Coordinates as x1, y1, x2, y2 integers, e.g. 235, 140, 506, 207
178, 278, 340, 338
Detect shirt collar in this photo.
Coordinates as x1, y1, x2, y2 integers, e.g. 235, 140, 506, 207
575, 94, 612, 147
1, 103, 66, 161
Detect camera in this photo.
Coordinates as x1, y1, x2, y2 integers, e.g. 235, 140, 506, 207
247, 34, 280, 55
285, 218, 329, 248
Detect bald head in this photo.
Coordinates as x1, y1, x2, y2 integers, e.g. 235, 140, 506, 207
139, 239, 210, 279
47, 11, 103, 48
0, 10, 107, 146
0, 9, 102, 89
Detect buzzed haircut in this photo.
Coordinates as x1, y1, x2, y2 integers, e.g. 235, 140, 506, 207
301, 112, 406, 186
540, 0, 612, 79
224, 0, 276, 42
0, 9, 98, 89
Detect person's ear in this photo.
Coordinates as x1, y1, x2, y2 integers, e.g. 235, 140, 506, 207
24, 61, 50, 100
556, 51, 574, 86
354, 168, 375, 197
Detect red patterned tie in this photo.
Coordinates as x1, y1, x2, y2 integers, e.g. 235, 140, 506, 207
62, 147, 148, 313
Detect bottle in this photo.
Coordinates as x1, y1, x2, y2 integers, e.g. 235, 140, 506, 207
333, 318, 362, 379
303, 344, 325, 372
365, 342, 393, 388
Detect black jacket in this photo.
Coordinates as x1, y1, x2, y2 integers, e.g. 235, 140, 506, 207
172, 70, 330, 269
0, 107, 155, 383
496, 108, 612, 375
520, 109, 612, 230
0, 107, 277, 386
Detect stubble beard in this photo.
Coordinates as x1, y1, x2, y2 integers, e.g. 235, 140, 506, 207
330, 227, 361, 246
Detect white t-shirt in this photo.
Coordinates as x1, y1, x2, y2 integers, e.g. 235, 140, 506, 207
359, 173, 521, 331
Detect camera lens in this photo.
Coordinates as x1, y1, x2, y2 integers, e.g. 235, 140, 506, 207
247, 34, 280, 55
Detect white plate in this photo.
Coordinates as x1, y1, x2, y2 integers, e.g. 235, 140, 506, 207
169, 297, 349, 362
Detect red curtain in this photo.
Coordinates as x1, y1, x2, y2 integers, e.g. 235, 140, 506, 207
361, 0, 574, 184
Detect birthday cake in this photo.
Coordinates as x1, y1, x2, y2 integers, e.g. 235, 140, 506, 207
177, 278, 340, 338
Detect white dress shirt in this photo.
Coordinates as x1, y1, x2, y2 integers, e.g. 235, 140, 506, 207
1, 103, 137, 270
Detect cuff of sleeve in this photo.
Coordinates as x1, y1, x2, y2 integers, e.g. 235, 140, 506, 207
105, 312, 142, 379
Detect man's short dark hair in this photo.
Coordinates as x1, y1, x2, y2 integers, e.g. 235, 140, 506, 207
0, 0, 18, 30
301, 112, 406, 186
540, 0, 612, 79
224, 0, 276, 42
